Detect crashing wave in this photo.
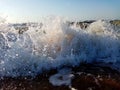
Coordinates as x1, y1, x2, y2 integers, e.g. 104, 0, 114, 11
0, 17, 120, 77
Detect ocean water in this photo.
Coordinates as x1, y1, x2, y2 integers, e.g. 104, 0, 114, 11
0, 17, 120, 77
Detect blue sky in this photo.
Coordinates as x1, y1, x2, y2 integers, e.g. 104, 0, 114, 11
0, 0, 120, 23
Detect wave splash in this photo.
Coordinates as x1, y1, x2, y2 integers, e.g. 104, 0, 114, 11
0, 17, 120, 77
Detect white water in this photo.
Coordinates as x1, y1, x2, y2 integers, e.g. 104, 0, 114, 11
0, 17, 120, 77
49, 68, 74, 86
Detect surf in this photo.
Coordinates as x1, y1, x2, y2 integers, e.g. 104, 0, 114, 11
0, 17, 120, 77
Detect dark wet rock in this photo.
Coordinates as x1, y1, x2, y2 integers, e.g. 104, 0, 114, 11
110, 20, 120, 26
68, 20, 95, 29
13, 23, 29, 34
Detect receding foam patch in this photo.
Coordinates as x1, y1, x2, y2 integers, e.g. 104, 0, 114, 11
49, 68, 74, 86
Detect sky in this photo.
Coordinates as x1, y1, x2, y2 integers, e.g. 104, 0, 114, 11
0, 0, 120, 23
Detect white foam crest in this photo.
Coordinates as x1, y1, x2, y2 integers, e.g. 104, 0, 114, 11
0, 17, 120, 77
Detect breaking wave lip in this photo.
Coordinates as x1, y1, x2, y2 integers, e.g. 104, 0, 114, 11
0, 17, 120, 77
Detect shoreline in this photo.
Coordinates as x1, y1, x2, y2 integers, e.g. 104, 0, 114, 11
1, 63, 120, 90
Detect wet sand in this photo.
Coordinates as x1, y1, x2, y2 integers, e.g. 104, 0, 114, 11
0, 63, 120, 90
